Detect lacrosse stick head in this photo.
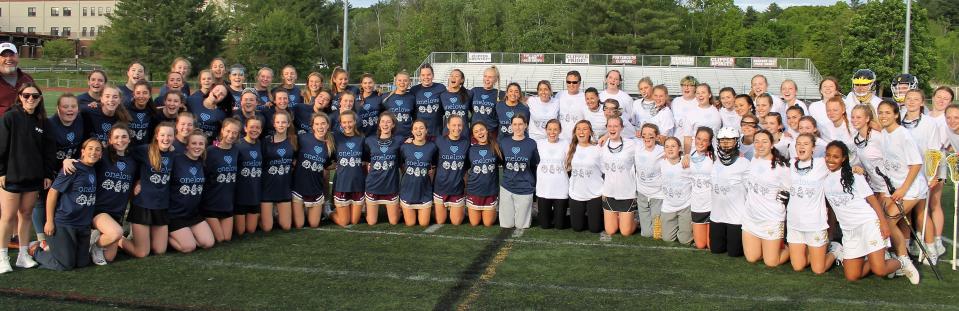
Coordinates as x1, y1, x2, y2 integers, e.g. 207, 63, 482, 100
925, 150, 944, 178
946, 153, 959, 183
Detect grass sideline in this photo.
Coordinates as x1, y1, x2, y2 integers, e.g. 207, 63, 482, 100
0, 185, 957, 310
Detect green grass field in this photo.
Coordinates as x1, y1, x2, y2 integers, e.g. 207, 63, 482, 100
1, 186, 959, 310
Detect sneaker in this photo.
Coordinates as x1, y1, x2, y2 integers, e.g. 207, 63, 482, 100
899, 256, 921, 285
829, 242, 845, 266
908, 240, 920, 256
935, 238, 946, 256
90, 244, 107, 266
0, 255, 11, 274
15, 252, 37, 269
921, 243, 939, 266
89, 230, 101, 252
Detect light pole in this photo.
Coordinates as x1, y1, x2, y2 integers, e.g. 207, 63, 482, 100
903, 0, 911, 74
342, 0, 349, 71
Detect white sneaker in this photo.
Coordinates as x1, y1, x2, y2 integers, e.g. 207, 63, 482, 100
935, 238, 946, 256
89, 230, 101, 252
0, 255, 11, 274
899, 256, 921, 285
829, 242, 845, 266
921, 243, 939, 266
15, 252, 37, 269
90, 244, 107, 266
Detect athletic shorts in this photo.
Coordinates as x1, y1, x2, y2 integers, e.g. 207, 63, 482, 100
841, 219, 890, 259
127, 205, 169, 226
602, 197, 636, 213
691, 211, 711, 224
433, 193, 465, 208
201, 210, 234, 220
293, 191, 326, 207
742, 219, 785, 241
365, 193, 399, 205
234, 204, 259, 215
400, 199, 431, 210
333, 192, 364, 206
2, 180, 41, 193
466, 195, 497, 211
169, 214, 204, 232
786, 228, 829, 247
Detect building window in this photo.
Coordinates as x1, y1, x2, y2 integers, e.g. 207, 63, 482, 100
63, 27, 71, 36
81, 27, 87, 37
27, 27, 36, 34
51, 7, 59, 17
51, 27, 59, 36
28, 7, 36, 17
90, 27, 95, 36
83, 7, 87, 16
105, 7, 111, 15
15, 27, 23, 33
97, 7, 103, 16
63, 7, 71, 17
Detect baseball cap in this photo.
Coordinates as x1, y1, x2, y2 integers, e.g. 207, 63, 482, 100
0, 42, 17, 55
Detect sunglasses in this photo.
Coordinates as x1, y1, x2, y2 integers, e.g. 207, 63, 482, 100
20, 92, 41, 99
740, 121, 758, 127
566, 81, 580, 85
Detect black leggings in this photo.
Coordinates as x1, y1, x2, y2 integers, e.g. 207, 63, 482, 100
569, 198, 603, 233
709, 222, 744, 257
537, 197, 569, 229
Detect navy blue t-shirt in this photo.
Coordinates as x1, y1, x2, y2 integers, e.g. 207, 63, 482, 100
187, 96, 227, 141
465, 143, 499, 197
201, 145, 239, 214
440, 90, 470, 136
381, 93, 416, 138
51, 163, 97, 228
118, 85, 134, 107
497, 136, 539, 195
82, 107, 120, 142
172, 139, 187, 156
363, 135, 403, 195
495, 102, 531, 136
331, 86, 360, 112
168, 153, 205, 219
292, 103, 317, 135
92, 154, 136, 218
356, 93, 382, 136
469, 87, 499, 131
273, 85, 304, 104
292, 133, 331, 196
126, 104, 157, 146
410, 83, 446, 136
261, 136, 294, 202
158, 85, 191, 104
232, 111, 265, 138
46, 115, 84, 168
235, 138, 263, 206
332, 132, 365, 193
256, 89, 270, 107
261, 107, 291, 136
434, 136, 469, 196
399, 141, 437, 204
131, 145, 172, 210
76, 92, 97, 108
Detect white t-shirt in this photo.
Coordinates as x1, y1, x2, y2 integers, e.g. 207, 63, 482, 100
568, 144, 603, 201
745, 157, 790, 223
535, 138, 569, 199
642, 106, 675, 137
601, 139, 637, 199
739, 140, 755, 160
635, 144, 665, 199
768, 95, 787, 116
631, 98, 655, 128
710, 157, 750, 225
844, 93, 882, 123
600, 89, 634, 124
527, 96, 560, 141
879, 126, 928, 198
787, 158, 830, 232
682, 105, 722, 139
902, 114, 943, 152
773, 135, 793, 158
671, 96, 699, 134
789, 137, 827, 159
805, 100, 833, 137
719, 107, 741, 131
688, 151, 714, 213
660, 159, 692, 213
557, 91, 585, 141
583, 105, 607, 140
852, 130, 887, 193
824, 171, 880, 230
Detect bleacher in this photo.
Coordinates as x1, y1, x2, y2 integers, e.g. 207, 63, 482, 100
417, 52, 823, 101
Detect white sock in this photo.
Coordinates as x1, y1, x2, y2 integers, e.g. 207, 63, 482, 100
18, 245, 27, 255
36, 233, 45, 241
0, 247, 6, 256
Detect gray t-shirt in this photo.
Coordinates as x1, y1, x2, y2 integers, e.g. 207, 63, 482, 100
3, 74, 17, 87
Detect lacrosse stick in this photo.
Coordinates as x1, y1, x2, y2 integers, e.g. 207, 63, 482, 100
946, 153, 959, 271
920, 150, 944, 262
876, 167, 943, 280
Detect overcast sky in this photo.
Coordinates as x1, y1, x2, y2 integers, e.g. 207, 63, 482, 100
347, 0, 844, 9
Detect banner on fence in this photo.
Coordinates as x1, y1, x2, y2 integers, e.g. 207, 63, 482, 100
467, 53, 492, 63
710, 57, 735, 67
565, 53, 589, 64
752, 57, 779, 68
520, 53, 545, 63
670, 56, 695, 66
611, 55, 637, 65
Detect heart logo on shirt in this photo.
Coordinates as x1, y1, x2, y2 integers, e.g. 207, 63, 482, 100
136, 113, 146, 122
88, 175, 95, 184
511, 147, 520, 155
394, 99, 403, 107
414, 151, 423, 160
250, 151, 258, 159
117, 161, 126, 171
506, 111, 514, 119
364, 104, 371, 110
424, 91, 433, 98
200, 113, 211, 122
479, 149, 488, 157
346, 142, 356, 150
162, 157, 170, 167
101, 123, 112, 132
450, 97, 458, 103
290, 95, 297, 102
277, 148, 286, 157
224, 156, 233, 164
481, 95, 489, 100
189, 166, 198, 176
66, 132, 75, 142
450, 145, 459, 154
379, 146, 388, 153
314, 146, 323, 155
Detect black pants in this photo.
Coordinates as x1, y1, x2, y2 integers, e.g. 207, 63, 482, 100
537, 197, 569, 230
709, 222, 743, 257
34, 224, 91, 271
569, 198, 603, 233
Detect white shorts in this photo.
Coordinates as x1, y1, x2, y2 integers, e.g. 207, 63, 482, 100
742, 219, 784, 241
841, 220, 891, 259
786, 228, 829, 247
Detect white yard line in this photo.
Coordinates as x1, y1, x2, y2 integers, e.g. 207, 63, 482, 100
423, 224, 444, 234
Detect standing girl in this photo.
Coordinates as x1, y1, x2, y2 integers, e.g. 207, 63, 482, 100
600, 117, 637, 236
567, 120, 603, 233
497, 114, 538, 229
659, 137, 691, 244
710, 127, 751, 258
410, 64, 445, 137
382, 72, 415, 138
260, 111, 296, 232
440, 69, 471, 137
469, 67, 500, 135
495, 83, 530, 137
634, 124, 664, 237
528, 81, 559, 141
535, 120, 569, 229
689, 127, 716, 248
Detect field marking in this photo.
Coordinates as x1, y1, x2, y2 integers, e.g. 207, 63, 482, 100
423, 224, 444, 234
457, 241, 515, 311
310, 227, 696, 252
511, 228, 525, 238
0, 287, 224, 311
188, 258, 959, 310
